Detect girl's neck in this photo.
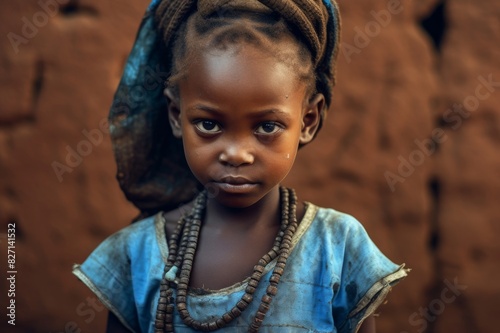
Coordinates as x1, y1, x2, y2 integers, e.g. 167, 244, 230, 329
204, 186, 281, 231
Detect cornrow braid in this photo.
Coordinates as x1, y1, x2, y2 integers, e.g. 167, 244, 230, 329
258, 0, 327, 64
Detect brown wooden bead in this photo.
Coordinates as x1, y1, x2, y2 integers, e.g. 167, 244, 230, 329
222, 312, 233, 323
262, 254, 272, 263
258, 302, 270, 313
280, 249, 290, 257
236, 300, 248, 310
182, 257, 193, 265
231, 307, 242, 317
187, 321, 199, 330
258, 258, 268, 267
185, 247, 195, 255
242, 293, 253, 303
261, 294, 272, 304
179, 309, 189, 319
177, 282, 188, 290
181, 317, 195, 327
253, 264, 265, 273
266, 285, 278, 296
249, 323, 260, 333
269, 274, 281, 284
254, 311, 266, 320
250, 272, 262, 282
216, 318, 226, 328
245, 285, 256, 294
274, 262, 286, 270
274, 266, 284, 275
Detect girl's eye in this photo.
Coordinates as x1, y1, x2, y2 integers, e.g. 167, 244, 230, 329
195, 120, 221, 134
256, 122, 282, 135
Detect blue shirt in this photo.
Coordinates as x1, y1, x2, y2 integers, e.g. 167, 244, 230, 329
73, 203, 408, 333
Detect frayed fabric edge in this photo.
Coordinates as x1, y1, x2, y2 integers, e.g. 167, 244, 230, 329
341, 264, 410, 333
72, 264, 138, 333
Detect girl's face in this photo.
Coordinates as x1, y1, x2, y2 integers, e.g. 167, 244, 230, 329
168, 42, 323, 208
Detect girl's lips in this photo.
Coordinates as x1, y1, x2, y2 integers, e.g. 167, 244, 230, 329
214, 183, 258, 194
211, 178, 259, 194
218, 175, 255, 185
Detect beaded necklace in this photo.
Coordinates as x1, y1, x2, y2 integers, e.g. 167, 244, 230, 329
154, 187, 299, 332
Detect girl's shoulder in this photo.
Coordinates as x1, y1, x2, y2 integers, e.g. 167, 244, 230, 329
304, 203, 371, 243
101, 214, 160, 248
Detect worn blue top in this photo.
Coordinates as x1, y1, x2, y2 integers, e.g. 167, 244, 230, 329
73, 203, 407, 333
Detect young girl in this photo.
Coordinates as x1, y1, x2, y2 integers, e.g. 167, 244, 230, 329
73, 0, 409, 332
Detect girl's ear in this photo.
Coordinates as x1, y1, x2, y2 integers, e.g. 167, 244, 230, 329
164, 88, 182, 138
299, 93, 325, 145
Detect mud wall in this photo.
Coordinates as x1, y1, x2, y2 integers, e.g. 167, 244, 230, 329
0, 0, 499, 332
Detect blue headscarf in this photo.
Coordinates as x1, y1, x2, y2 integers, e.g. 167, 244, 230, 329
109, 0, 341, 217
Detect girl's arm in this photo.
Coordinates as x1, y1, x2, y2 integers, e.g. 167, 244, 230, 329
358, 315, 376, 333
106, 311, 132, 333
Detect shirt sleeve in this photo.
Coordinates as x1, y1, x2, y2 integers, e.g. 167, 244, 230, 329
72, 227, 140, 333
331, 215, 409, 333
72, 214, 164, 333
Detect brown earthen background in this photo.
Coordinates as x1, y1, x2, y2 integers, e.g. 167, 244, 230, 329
0, 0, 499, 332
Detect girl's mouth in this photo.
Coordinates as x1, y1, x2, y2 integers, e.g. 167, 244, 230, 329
212, 176, 259, 194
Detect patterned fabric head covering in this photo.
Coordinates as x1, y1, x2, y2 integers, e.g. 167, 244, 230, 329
109, 0, 341, 217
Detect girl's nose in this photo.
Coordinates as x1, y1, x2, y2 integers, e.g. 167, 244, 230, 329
218, 141, 255, 167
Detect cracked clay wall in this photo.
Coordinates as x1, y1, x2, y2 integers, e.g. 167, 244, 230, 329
0, 0, 499, 332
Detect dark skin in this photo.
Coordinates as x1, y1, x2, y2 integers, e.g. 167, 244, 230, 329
106, 41, 376, 333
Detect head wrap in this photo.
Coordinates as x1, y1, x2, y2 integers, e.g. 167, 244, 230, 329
109, 0, 341, 217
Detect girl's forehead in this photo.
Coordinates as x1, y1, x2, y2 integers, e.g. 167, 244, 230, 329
178, 43, 308, 114
183, 43, 307, 97
189, 36, 309, 80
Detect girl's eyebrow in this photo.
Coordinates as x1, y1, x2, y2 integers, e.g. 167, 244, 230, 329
249, 109, 292, 121
187, 105, 292, 119
186, 105, 221, 115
